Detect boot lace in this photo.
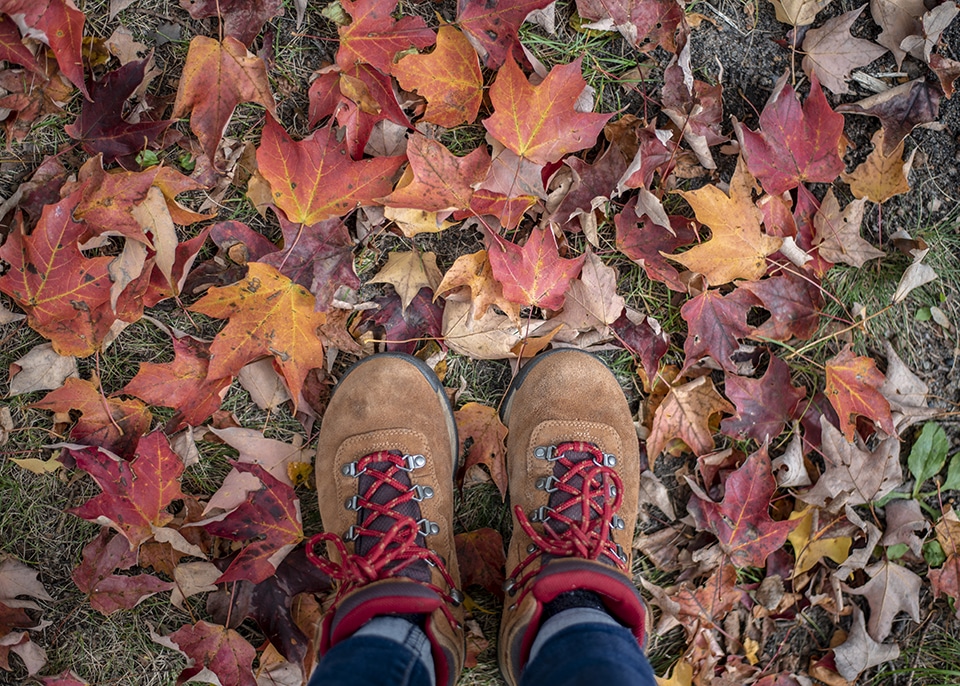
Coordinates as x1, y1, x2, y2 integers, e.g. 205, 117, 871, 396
306, 450, 462, 625
505, 441, 627, 606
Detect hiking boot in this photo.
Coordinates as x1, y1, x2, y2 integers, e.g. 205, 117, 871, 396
498, 349, 647, 686
307, 353, 464, 686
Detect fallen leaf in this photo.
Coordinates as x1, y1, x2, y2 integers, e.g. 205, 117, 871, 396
7, 343, 78, 396
647, 375, 734, 459
336, 0, 435, 73
2, 0, 88, 97
435, 250, 522, 323
800, 417, 901, 510
721, 353, 807, 443
71, 529, 173, 614
486, 227, 585, 310
616, 202, 698, 292
878, 340, 938, 430
879, 499, 927, 556
825, 346, 895, 439
767, 0, 831, 26
31, 377, 152, 459
168, 620, 257, 686
456, 0, 554, 69
688, 445, 800, 567
801, 7, 888, 95
455, 528, 506, 598
369, 251, 443, 312
355, 290, 443, 355
257, 114, 404, 224
871, 0, 926, 66
736, 269, 824, 341
483, 56, 612, 165
577, 0, 685, 52
814, 189, 884, 268
680, 289, 755, 374
455, 402, 508, 497
841, 129, 912, 203
837, 79, 940, 155
66, 431, 185, 549
900, 2, 959, 62
787, 505, 852, 575
832, 608, 899, 681
179, 0, 284, 46
189, 262, 327, 405
171, 36, 276, 164
393, 25, 482, 127
737, 72, 845, 195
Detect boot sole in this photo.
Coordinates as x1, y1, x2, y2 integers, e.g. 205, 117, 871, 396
333, 352, 459, 478
500, 348, 602, 426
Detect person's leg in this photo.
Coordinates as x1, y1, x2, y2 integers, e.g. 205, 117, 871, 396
497, 349, 652, 686
520, 612, 657, 686
305, 353, 465, 686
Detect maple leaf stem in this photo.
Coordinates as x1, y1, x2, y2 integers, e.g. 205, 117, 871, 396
225, 580, 238, 628
95, 352, 125, 438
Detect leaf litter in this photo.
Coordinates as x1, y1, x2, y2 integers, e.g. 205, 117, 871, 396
0, 0, 957, 684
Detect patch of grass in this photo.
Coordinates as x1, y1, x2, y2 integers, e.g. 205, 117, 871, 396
872, 623, 960, 686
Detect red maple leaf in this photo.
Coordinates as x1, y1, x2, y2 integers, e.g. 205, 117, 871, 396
485, 228, 585, 310
201, 463, 303, 584
71, 529, 173, 615
337, 0, 435, 73
457, 0, 554, 69
721, 353, 807, 443
0, 193, 116, 357
122, 334, 231, 431
64, 58, 172, 167
354, 290, 444, 355
736, 73, 845, 195
576, 0, 685, 52
32, 378, 152, 459
680, 289, 757, 374
611, 312, 670, 384
615, 200, 697, 292
455, 402, 508, 498
169, 620, 257, 686
483, 56, 612, 165
67, 431, 185, 548
736, 269, 825, 342
179, 0, 283, 46
0, 15, 45, 76
257, 114, 404, 224
688, 446, 799, 567
455, 528, 506, 599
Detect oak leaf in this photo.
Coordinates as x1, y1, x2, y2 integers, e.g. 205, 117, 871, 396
800, 417, 901, 510
257, 114, 404, 224
435, 250, 521, 323
382, 134, 490, 212
393, 25, 481, 127
189, 262, 326, 405
200, 463, 303, 584
455, 402, 508, 497
737, 73, 845, 195
455, 528, 506, 598
456, 0, 554, 69
179, 0, 283, 46
687, 446, 800, 567
168, 620, 257, 686
670, 158, 782, 285
801, 7, 888, 95
721, 353, 806, 442
824, 345, 895, 439
845, 560, 921, 641
841, 129, 912, 203
122, 334, 231, 430
32, 377, 152, 459
336, 0, 435, 73
64, 57, 171, 166
485, 227, 585, 310
369, 251, 443, 312
67, 431, 185, 548
647, 376, 734, 459
171, 36, 276, 164
680, 289, 756, 374
72, 529, 173, 615
0, 195, 116, 357
483, 56, 612, 165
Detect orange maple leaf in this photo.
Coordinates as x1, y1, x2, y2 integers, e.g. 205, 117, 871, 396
483, 56, 612, 165
825, 346, 895, 440
393, 25, 483, 127
171, 36, 276, 164
257, 114, 405, 224
189, 262, 326, 406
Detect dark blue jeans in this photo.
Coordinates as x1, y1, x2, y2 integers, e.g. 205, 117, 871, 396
307, 621, 656, 686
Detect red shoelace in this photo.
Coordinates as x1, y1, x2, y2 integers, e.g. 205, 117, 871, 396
306, 450, 460, 625
506, 442, 627, 605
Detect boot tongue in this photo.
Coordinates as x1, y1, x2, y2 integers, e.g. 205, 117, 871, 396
355, 456, 430, 583
546, 448, 599, 535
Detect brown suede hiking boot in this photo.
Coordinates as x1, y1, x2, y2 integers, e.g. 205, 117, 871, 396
498, 349, 647, 686
307, 353, 465, 686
